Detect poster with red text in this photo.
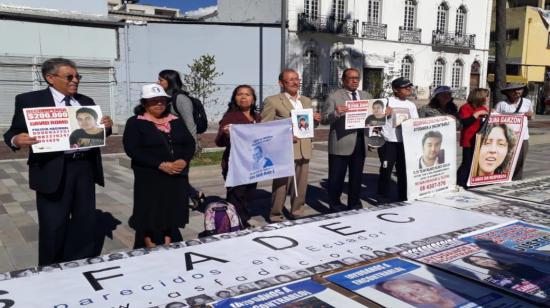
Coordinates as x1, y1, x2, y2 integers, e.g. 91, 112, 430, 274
23, 106, 105, 153
345, 100, 370, 129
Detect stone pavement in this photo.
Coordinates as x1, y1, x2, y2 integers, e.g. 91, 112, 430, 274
1, 117, 550, 272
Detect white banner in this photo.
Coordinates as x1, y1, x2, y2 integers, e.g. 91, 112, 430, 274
225, 119, 294, 187
468, 114, 525, 186
23, 106, 105, 153
402, 116, 457, 199
0, 203, 512, 307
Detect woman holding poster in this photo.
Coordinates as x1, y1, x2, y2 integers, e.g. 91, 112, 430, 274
215, 85, 261, 228
123, 84, 195, 248
456, 88, 489, 187
472, 123, 516, 177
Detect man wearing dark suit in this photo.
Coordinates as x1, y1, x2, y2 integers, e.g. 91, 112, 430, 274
261, 69, 321, 221
321, 68, 372, 212
3, 58, 113, 265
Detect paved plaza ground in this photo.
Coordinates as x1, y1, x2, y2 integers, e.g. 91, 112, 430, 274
1, 116, 550, 272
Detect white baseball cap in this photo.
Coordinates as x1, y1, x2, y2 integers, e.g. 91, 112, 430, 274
141, 83, 170, 99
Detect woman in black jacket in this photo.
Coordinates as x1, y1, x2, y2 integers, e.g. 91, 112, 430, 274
123, 84, 195, 248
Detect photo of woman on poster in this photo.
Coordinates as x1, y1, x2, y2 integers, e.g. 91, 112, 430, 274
298, 115, 310, 132
375, 276, 471, 308
472, 123, 516, 176
69, 107, 105, 148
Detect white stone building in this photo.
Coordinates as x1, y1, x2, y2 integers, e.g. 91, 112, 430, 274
209, 0, 493, 100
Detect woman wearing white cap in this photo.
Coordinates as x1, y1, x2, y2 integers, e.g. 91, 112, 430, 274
123, 84, 196, 248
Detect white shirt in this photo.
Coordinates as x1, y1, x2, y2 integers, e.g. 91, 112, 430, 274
381, 96, 419, 142
50, 87, 80, 107
284, 93, 303, 110
495, 98, 532, 140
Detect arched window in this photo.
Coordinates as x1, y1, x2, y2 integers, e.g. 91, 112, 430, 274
330, 51, 345, 89
304, 0, 320, 19
451, 60, 464, 88
302, 50, 319, 97
436, 2, 449, 33
332, 0, 345, 22
367, 0, 381, 24
403, 0, 417, 30
433, 58, 446, 87
456, 6, 467, 36
401, 56, 414, 82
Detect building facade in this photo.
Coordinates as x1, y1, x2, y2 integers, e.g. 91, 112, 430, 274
287, 0, 493, 100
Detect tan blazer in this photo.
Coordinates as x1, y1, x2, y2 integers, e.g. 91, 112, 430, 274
261, 93, 313, 160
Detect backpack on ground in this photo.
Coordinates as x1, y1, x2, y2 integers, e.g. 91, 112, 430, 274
203, 200, 242, 235
172, 91, 208, 134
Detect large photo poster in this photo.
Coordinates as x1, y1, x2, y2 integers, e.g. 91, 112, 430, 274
226, 119, 295, 187
23, 106, 105, 153
323, 257, 527, 307
468, 114, 525, 186
402, 116, 457, 199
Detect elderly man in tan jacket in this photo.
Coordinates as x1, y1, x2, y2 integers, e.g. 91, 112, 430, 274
261, 69, 321, 221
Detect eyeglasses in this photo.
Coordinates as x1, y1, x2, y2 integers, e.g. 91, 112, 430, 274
52, 74, 82, 82
144, 98, 168, 105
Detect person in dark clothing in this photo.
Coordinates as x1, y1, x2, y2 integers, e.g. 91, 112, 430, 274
418, 85, 459, 119
215, 85, 261, 228
123, 84, 195, 248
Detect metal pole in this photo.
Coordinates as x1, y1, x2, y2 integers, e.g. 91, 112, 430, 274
280, 0, 287, 71
259, 26, 264, 104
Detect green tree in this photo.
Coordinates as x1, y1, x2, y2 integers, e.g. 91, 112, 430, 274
183, 54, 223, 106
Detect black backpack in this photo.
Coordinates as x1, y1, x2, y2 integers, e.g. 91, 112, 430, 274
172, 91, 208, 134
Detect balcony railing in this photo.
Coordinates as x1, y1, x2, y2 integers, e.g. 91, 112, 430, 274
301, 83, 329, 99
429, 86, 468, 100
297, 13, 359, 37
399, 26, 422, 43
432, 31, 476, 49
362, 22, 387, 40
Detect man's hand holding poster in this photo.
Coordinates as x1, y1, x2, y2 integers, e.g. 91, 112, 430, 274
23, 106, 106, 153
468, 114, 525, 186
225, 119, 295, 187
402, 116, 457, 199
345, 100, 370, 129
291, 108, 314, 139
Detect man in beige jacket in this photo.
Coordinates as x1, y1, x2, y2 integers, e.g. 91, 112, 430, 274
261, 69, 321, 221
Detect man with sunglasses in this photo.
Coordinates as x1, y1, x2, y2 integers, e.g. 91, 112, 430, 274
3, 58, 113, 266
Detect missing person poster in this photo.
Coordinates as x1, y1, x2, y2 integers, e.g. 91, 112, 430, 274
291, 108, 314, 139
345, 100, 370, 129
402, 225, 550, 304
472, 175, 550, 205
212, 279, 367, 307
23, 106, 106, 153
324, 257, 528, 307
365, 99, 387, 127
468, 114, 525, 186
226, 119, 295, 187
402, 116, 457, 199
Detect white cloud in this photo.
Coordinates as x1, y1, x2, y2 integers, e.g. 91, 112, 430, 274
184, 5, 217, 18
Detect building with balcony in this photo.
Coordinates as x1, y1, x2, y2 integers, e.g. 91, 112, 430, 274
487, 0, 550, 104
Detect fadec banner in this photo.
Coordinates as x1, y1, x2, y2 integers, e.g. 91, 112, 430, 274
402, 116, 457, 200
323, 257, 530, 307
225, 119, 295, 187
23, 106, 105, 153
468, 114, 525, 187
0, 203, 512, 308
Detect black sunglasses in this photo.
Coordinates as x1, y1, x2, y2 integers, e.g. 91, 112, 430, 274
52, 74, 82, 82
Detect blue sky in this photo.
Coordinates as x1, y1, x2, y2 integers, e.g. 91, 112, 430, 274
138, 0, 217, 13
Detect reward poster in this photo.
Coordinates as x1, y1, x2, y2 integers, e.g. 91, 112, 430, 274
225, 119, 294, 187
468, 114, 525, 186
0, 203, 511, 307
344, 100, 370, 129
402, 116, 457, 199
23, 106, 106, 153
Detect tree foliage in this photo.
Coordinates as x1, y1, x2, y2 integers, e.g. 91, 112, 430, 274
183, 54, 223, 106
